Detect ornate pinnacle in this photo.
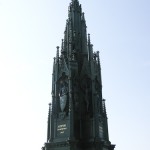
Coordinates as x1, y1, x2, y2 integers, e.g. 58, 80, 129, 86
102, 99, 107, 116
56, 46, 59, 62
61, 39, 64, 52
47, 103, 52, 142
88, 33, 91, 45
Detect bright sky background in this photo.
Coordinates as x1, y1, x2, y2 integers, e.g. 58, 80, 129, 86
0, 0, 150, 150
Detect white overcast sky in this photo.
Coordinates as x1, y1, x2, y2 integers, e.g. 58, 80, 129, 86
0, 0, 150, 150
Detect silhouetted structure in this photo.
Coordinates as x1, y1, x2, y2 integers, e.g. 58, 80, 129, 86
43, 0, 115, 150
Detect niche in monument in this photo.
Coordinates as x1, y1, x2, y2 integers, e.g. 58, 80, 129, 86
54, 72, 70, 140
58, 72, 69, 117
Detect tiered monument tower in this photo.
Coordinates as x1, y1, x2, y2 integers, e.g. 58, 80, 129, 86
43, 0, 115, 150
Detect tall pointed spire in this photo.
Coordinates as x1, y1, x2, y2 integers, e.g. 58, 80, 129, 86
62, 0, 88, 61
43, 1, 116, 150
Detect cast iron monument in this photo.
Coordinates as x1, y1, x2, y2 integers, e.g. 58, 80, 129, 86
43, 0, 115, 150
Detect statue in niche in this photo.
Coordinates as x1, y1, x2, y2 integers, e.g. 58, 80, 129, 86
59, 80, 68, 112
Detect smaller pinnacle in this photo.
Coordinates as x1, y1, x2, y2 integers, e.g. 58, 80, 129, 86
88, 33, 91, 44
61, 39, 64, 51
56, 46, 59, 61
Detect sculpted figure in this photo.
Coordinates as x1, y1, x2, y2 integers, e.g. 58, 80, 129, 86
59, 81, 68, 112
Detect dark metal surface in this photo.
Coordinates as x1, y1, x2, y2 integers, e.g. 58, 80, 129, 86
42, 0, 116, 150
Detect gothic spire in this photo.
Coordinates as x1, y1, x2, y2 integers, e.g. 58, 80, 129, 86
43, 1, 116, 150
62, 0, 88, 59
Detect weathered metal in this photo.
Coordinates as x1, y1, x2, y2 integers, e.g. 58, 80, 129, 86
42, 0, 116, 150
